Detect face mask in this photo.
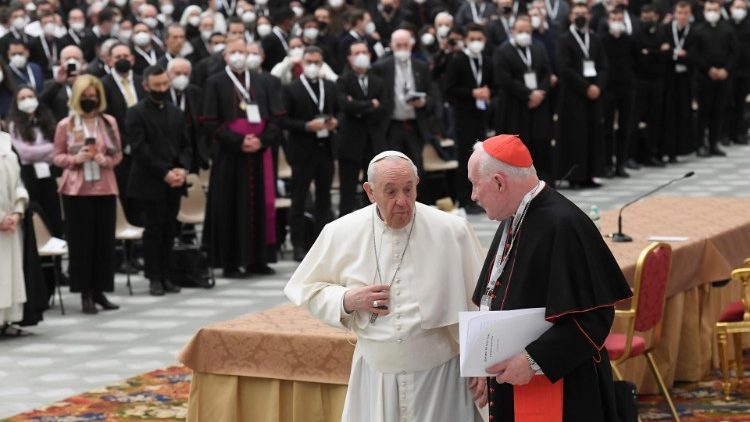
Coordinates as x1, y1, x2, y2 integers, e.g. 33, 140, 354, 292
502, 5, 513, 14
383, 4, 394, 14
303, 27, 319, 40
289, 47, 304, 58
242, 11, 256, 24
303, 63, 320, 79
188, 16, 201, 27
71, 21, 85, 32
328, 0, 344, 8
468, 40, 485, 55
257, 23, 272, 37
414, 0, 426, 4
143, 17, 159, 29
421, 32, 435, 46
171, 74, 189, 91
161, 3, 174, 15
149, 89, 168, 102
43, 22, 57, 36
25, 2, 36, 12
246, 53, 263, 70
574, 15, 587, 29
134, 31, 151, 46
80, 98, 98, 113
609, 21, 626, 36
704, 10, 720, 24
10, 54, 27, 68
114, 0, 127, 7
12, 17, 27, 31
18, 97, 39, 114
293, 6, 304, 17
291, 23, 302, 37
318, 21, 328, 31
393, 49, 411, 61
201, 30, 213, 41
212, 43, 226, 53
732, 7, 747, 21
118, 29, 133, 40
114, 58, 132, 73
365, 21, 377, 35
514, 32, 532, 47
531, 16, 542, 28
255, 0, 268, 5
352, 52, 370, 69
437, 25, 450, 38
228, 52, 247, 71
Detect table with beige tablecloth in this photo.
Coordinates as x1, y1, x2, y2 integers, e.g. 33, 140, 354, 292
179, 196, 750, 420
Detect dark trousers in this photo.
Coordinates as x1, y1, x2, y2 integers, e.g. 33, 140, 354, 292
63, 195, 116, 297
387, 119, 425, 172
454, 110, 488, 205
602, 86, 635, 169
290, 144, 334, 249
339, 157, 372, 217
141, 191, 181, 282
728, 75, 750, 141
697, 76, 730, 148
632, 78, 664, 161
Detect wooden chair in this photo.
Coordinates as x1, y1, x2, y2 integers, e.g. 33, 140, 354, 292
114, 197, 143, 296
32, 213, 67, 315
604, 242, 679, 421
715, 258, 750, 400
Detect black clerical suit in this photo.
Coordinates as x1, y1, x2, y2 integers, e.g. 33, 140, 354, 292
691, 19, 738, 153
0, 29, 31, 58
728, 15, 750, 144
661, 21, 697, 159
86, 58, 110, 78
168, 84, 208, 172
125, 97, 192, 284
191, 52, 225, 87
80, 27, 109, 62
29, 35, 63, 80
59, 27, 85, 50
132, 43, 164, 75
445, 50, 494, 206
261, 27, 289, 72
494, 41, 553, 182
281, 75, 338, 252
336, 68, 391, 215
189, 36, 211, 63
556, 26, 608, 185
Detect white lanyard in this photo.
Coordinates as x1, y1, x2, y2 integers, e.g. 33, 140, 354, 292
11, 65, 37, 90
501, 16, 513, 36
545, 0, 560, 19
40, 36, 58, 66
273, 27, 289, 52
134, 46, 157, 65
349, 30, 362, 41
221, 0, 237, 15
165, 52, 177, 62
672, 21, 690, 50
468, 53, 482, 86
65, 84, 72, 99
225, 66, 252, 103
245, 31, 254, 43
69, 28, 81, 45
81, 115, 99, 139
300, 75, 325, 113
569, 25, 590, 58
517, 46, 532, 69
624, 12, 633, 34
11, 28, 26, 42
170, 88, 186, 111
470, 2, 486, 23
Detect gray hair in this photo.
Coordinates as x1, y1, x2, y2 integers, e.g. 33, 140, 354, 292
167, 57, 192, 72
434, 11, 454, 25
472, 141, 537, 179
367, 155, 419, 183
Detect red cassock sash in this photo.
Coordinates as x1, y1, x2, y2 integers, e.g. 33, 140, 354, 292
513, 376, 563, 422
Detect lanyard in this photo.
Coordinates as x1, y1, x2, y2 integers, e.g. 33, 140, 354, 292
41, 36, 58, 66
470, 2, 486, 23
69, 28, 81, 45
545, 0, 560, 19
170, 88, 185, 111
134, 46, 157, 65
569, 25, 590, 58
225, 66, 252, 103
624, 12, 632, 34
221, 0, 237, 15
273, 27, 289, 52
300, 75, 325, 113
468, 54, 483, 86
672, 21, 690, 50
80, 115, 99, 139
11, 65, 37, 90
65, 84, 72, 99
517, 46, 532, 69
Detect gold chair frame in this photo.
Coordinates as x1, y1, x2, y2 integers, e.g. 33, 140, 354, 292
716, 258, 750, 401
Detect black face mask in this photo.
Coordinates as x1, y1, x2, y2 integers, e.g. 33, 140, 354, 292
80, 98, 98, 113
574, 15, 587, 29
383, 4, 394, 14
149, 89, 168, 103
503, 5, 513, 15
114, 58, 132, 73
318, 21, 328, 31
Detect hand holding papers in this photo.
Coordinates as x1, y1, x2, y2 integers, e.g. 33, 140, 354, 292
459, 308, 552, 377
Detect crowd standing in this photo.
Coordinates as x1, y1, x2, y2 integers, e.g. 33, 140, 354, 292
0, 0, 747, 324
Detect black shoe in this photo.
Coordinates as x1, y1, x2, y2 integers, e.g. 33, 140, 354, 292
602, 167, 616, 179
223, 268, 247, 279
149, 280, 165, 296
248, 265, 275, 275
644, 157, 666, 167
293, 248, 307, 262
115, 260, 139, 274
668, 156, 679, 164
697, 147, 711, 157
93, 293, 119, 310
464, 203, 485, 215
615, 167, 630, 178
582, 180, 603, 189
625, 159, 641, 170
81, 296, 98, 314
162, 279, 181, 293
710, 146, 727, 156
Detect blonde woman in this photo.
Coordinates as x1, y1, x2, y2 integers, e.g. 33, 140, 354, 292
52, 75, 123, 315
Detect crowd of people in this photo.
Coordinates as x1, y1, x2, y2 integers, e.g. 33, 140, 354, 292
0, 0, 748, 325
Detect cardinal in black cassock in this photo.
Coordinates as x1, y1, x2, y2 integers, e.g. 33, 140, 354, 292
468, 134, 632, 421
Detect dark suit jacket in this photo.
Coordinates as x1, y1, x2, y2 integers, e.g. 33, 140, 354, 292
39, 80, 72, 121
101, 72, 146, 151
191, 53, 225, 87
10, 62, 45, 94
189, 36, 211, 63
86, 58, 110, 78
132, 43, 164, 75
125, 98, 192, 200
0, 31, 32, 58
261, 30, 288, 72
29, 36, 64, 79
169, 84, 208, 170
59, 29, 85, 50
336, 69, 391, 161
281, 77, 339, 164
80, 28, 110, 62
445, 50, 494, 113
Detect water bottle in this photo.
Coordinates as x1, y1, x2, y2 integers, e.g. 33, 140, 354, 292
588, 205, 601, 231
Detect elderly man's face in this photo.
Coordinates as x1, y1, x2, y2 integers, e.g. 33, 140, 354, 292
364, 159, 418, 229
468, 152, 513, 221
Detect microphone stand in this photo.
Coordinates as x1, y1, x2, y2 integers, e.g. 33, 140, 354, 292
610, 172, 694, 243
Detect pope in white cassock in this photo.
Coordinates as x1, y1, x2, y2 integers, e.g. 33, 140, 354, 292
284, 151, 485, 422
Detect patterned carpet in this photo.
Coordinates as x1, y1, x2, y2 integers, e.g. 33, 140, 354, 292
4, 355, 749, 422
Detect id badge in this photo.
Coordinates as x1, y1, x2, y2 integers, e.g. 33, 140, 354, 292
675, 64, 687, 73
524, 72, 538, 90
246, 103, 262, 124
33, 162, 51, 179
476, 99, 487, 110
583, 60, 597, 78
317, 128, 330, 138
83, 161, 101, 182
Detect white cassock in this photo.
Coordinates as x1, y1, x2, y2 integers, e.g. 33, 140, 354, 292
0, 131, 28, 324
285, 202, 484, 422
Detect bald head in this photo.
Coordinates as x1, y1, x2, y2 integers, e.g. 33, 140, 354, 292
61, 45, 84, 65
391, 29, 414, 47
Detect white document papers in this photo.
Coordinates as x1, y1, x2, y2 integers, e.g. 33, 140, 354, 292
459, 308, 552, 377
40, 237, 67, 254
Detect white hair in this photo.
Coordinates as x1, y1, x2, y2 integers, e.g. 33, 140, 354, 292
367, 155, 419, 183
167, 57, 192, 72
434, 11, 453, 25
472, 142, 537, 179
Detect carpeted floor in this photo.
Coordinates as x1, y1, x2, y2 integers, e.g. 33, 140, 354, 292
3, 356, 749, 421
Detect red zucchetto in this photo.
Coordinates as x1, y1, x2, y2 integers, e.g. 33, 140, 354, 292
481, 134, 534, 167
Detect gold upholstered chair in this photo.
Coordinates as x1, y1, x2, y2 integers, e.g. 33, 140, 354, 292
715, 258, 750, 400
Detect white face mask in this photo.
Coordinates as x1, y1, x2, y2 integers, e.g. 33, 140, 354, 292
201, 30, 213, 41
242, 11, 257, 24
293, 6, 304, 17
289, 47, 304, 58
393, 49, 411, 61
531, 15, 542, 28
188, 16, 201, 27
328, 0, 344, 8
608, 21, 626, 36
352, 52, 370, 69
43, 22, 58, 36
467, 40, 485, 55
257, 23, 272, 37
143, 17, 159, 29
134, 31, 151, 46
514, 32, 532, 47
704, 10, 721, 24
119, 29, 133, 41
70, 21, 85, 32
161, 3, 174, 15
25, 2, 36, 12
212, 43, 226, 53
421, 32, 435, 46
228, 52, 247, 71
255, 0, 268, 5
732, 7, 747, 21
12, 16, 27, 31
436, 25, 450, 38
246, 53, 263, 70
18, 97, 39, 114
303, 27, 320, 41
171, 74, 189, 91
114, 0, 127, 7
414, 0, 426, 3
303, 63, 320, 79
10, 54, 27, 68
365, 21, 377, 35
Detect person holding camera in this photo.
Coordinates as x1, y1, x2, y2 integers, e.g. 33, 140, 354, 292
53, 75, 123, 315
40, 45, 87, 121
281, 46, 339, 262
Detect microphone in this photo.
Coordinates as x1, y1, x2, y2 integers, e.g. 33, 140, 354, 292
609, 171, 695, 243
